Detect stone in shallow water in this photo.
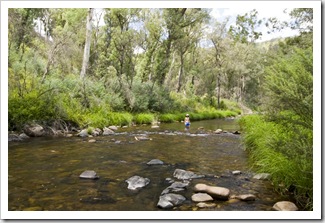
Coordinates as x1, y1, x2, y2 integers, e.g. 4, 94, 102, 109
253, 173, 271, 180
161, 181, 190, 195
196, 202, 217, 208
79, 170, 99, 179
125, 175, 150, 190
231, 194, 256, 201
147, 159, 164, 165
232, 170, 241, 175
157, 193, 186, 209
273, 201, 298, 211
173, 169, 205, 180
193, 183, 230, 200
191, 193, 214, 202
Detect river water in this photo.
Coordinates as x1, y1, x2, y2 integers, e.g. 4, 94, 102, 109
8, 119, 290, 211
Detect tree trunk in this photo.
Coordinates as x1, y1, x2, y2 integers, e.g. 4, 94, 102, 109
177, 53, 184, 93
80, 8, 94, 79
217, 73, 221, 107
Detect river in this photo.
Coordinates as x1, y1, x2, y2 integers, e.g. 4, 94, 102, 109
8, 118, 290, 211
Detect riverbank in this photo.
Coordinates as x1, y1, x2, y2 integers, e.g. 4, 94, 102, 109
8, 108, 241, 141
238, 115, 313, 211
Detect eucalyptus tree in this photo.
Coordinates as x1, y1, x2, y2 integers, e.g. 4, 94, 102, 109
103, 8, 141, 89
229, 9, 263, 44
80, 8, 94, 79
207, 18, 230, 107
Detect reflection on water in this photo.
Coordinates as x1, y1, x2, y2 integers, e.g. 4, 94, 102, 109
8, 119, 289, 211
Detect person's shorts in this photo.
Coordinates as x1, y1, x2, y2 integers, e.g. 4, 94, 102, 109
185, 122, 190, 126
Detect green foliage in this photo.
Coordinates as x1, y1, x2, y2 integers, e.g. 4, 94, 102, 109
133, 113, 155, 125
8, 88, 59, 130
264, 47, 313, 130
239, 115, 312, 210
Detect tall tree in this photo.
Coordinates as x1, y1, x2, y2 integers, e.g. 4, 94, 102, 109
80, 8, 94, 79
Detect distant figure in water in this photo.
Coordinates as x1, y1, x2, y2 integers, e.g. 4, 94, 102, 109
184, 114, 190, 131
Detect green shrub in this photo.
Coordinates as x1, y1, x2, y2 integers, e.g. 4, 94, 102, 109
134, 113, 155, 124
239, 115, 313, 210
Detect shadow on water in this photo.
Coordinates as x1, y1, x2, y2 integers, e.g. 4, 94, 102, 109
8, 119, 289, 211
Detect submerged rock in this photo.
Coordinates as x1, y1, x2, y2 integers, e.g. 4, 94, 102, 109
273, 201, 298, 211
173, 169, 205, 180
193, 183, 230, 200
134, 136, 151, 141
79, 170, 99, 179
157, 193, 186, 209
196, 202, 217, 208
125, 175, 150, 190
147, 159, 164, 165
230, 194, 256, 201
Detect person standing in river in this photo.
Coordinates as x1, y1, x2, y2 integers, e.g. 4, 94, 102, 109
184, 114, 190, 130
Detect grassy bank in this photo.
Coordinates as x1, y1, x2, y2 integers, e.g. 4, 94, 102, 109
238, 115, 313, 210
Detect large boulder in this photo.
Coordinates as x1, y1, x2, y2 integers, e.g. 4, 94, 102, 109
273, 201, 298, 211
125, 175, 150, 190
157, 193, 186, 209
23, 124, 45, 137
173, 169, 205, 180
193, 183, 230, 200
79, 170, 99, 179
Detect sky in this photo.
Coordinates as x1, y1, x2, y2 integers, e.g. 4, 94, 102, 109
210, 7, 299, 42
93, 7, 300, 43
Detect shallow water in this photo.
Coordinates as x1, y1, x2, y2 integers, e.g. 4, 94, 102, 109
8, 119, 290, 211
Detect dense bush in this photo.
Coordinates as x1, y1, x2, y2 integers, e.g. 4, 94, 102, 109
239, 115, 312, 210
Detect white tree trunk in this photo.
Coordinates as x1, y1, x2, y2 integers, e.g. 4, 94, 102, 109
80, 8, 94, 79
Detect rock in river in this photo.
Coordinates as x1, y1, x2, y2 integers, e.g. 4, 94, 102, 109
157, 193, 186, 209
79, 170, 99, 179
173, 169, 205, 180
253, 173, 271, 180
23, 124, 45, 137
191, 193, 214, 202
125, 175, 150, 190
78, 129, 89, 138
147, 159, 164, 165
273, 201, 298, 211
161, 181, 190, 195
230, 194, 256, 201
103, 127, 115, 135
194, 183, 230, 200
